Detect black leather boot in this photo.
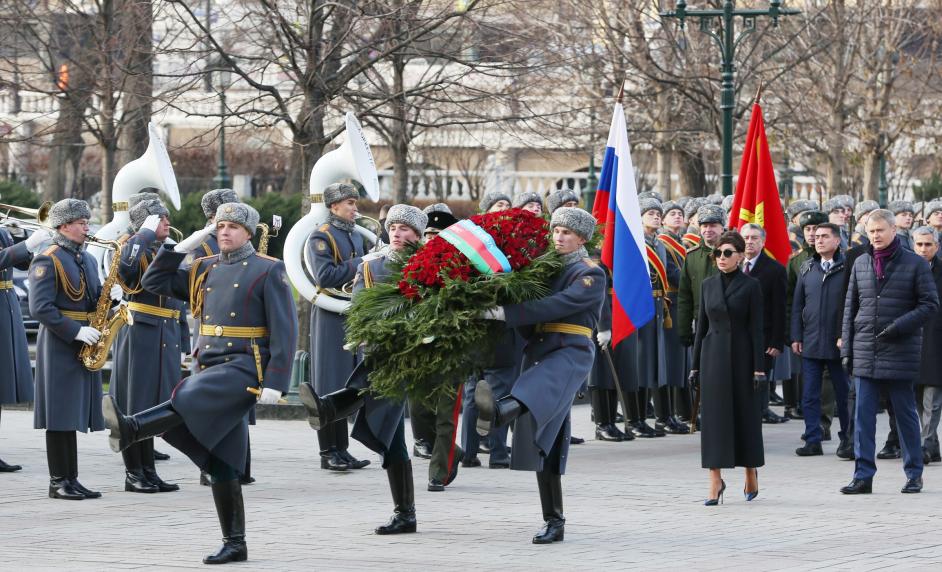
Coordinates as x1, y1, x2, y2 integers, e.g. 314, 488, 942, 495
376, 460, 417, 535
592, 389, 623, 442
123, 442, 159, 493
46, 431, 84, 500
239, 436, 255, 484
200, 471, 213, 486
203, 479, 248, 564
153, 449, 170, 461
0, 457, 21, 472
299, 382, 365, 431
318, 423, 350, 471
474, 380, 524, 436
141, 439, 179, 492
339, 450, 371, 470
103, 397, 182, 453
532, 471, 565, 544
66, 431, 101, 499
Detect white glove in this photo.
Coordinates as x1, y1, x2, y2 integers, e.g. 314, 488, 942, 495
258, 387, 282, 404
362, 251, 384, 262
141, 214, 161, 233
174, 226, 214, 253
597, 329, 612, 348
482, 307, 505, 321
74, 326, 101, 345
25, 229, 53, 253
110, 284, 124, 301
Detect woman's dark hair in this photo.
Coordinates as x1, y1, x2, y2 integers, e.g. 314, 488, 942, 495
715, 230, 746, 253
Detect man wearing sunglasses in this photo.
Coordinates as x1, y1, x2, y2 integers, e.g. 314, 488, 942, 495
741, 224, 788, 425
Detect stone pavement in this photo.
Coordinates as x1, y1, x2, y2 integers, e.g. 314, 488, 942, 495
0, 404, 938, 571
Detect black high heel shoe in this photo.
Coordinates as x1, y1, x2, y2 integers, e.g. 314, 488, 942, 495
744, 469, 759, 501
705, 479, 726, 506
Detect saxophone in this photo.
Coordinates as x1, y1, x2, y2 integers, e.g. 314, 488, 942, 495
79, 239, 130, 371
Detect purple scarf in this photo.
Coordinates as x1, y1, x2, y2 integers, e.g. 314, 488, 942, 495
873, 236, 900, 281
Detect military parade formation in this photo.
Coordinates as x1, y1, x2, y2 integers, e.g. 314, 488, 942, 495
1, 120, 942, 565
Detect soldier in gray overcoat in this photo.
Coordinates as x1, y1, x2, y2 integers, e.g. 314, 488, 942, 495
111, 198, 189, 493
29, 199, 106, 500
306, 182, 376, 471
475, 207, 606, 544
0, 224, 42, 472
300, 204, 428, 536
104, 202, 298, 565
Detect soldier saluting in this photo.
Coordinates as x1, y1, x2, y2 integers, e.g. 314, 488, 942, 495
103, 202, 298, 564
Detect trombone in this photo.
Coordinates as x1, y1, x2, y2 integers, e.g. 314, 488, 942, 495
0, 200, 118, 251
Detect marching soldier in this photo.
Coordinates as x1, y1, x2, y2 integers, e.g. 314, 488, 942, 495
0, 218, 43, 472
637, 199, 685, 434
658, 200, 693, 425
475, 206, 606, 544
104, 202, 297, 564
307, 183, 377, 471
299, 204, 428, 535
111, 198, 189, 493
29, 199, 108, 499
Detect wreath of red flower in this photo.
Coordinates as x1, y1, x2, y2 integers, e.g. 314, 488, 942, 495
398, 208, 549, 299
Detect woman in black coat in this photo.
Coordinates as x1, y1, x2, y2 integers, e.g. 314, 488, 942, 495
691, 231, 765, 505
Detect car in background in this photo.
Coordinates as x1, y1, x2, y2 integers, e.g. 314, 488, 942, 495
13, 267, 39, 333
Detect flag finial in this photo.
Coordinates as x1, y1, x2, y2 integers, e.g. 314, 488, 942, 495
616, 79, 625, 104
754, 81, 764, 104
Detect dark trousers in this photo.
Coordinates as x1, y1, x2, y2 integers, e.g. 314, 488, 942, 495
853, 377, 923, 481
460, 380, 511, 463
429, 388, 463, 482
802, 358, 850, 443
408, 398, 436, 445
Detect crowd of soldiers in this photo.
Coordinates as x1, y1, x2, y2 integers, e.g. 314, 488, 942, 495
1, 183, 941, 563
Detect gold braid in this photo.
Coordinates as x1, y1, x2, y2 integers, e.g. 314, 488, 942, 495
50, 254, 87, 302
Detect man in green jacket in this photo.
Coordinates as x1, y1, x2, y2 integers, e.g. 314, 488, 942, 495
677, 204, 725, 347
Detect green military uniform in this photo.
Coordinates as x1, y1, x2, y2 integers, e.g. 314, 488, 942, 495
677, 243, 718, 346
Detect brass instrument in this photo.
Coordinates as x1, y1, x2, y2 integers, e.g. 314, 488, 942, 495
169, 226, 184, 243
0, 203, 118, 251
256, 215, 282, 256
78, 238, 128, 371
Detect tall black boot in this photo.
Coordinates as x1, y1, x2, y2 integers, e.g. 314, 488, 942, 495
203, 479, 248, 564
299, 383, 365, 431
141, 438, 179, 492
46, 431, 83, 500
102, 396, 182, 453
655, 387, 689, 435
629, 390, 661, 438
375, 460, 417, 535
123, 442, 158, 493
592, 389, 622, 442
0, 409, 21, 472
474, 380, 525, 436
673, 385, 692, 421
240, 436, 255, 485
66, 431, 101, 499
335, 420, 370, 469
532, 471, 565, 544
317, 424, 349, 471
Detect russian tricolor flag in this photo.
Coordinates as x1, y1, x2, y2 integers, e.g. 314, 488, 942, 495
591, 101, 654, 347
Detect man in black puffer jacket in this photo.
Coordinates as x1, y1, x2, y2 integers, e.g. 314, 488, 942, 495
840, 210, 939, 495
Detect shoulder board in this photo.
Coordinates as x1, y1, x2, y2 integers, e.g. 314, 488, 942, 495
582, 257, 598, 268
317, 223, 330, 233
256, 253, 279, 263
41, 245, 59, 256
687, 244, 703, 252
192, 254, 217, 267
117, 234, 131, 244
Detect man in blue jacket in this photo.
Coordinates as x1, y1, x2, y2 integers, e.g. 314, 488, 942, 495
792, 223, 850, 457
840, 209, 939, 495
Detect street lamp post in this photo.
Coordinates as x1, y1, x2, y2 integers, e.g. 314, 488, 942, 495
660, 1, 799, 196
211, 61, 231, 189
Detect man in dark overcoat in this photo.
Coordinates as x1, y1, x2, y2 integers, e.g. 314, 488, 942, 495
104, 202, 297, 564
912, 226, 942, 464
840, 209, 939, 495
475, 207, 606, 544
29, 199, 106, 500
307, 182, 378, 471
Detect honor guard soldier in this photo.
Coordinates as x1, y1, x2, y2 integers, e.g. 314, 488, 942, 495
677, 205, 724, 353
300, 204, 428, 535
889, 200, 916, 250
545, 188, 579, 215
514, 190, 544, 216
926, 199, 942, 236
852, 200, 881, 248
111, 198, 189, 493
475, 207, 606, 544
638, 199, 685, 434
0, 214, 43, 472
29, 199, 107, 500
104, 202, 298, 564
658, 200, 694, 426
307, 183, 375, 471
177, 188, 259, 485
682, 198, 706, 249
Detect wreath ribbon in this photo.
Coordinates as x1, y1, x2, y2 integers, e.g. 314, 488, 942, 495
439, 220, 512, 275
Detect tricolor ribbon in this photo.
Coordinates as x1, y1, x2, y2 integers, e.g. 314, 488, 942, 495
439, 220, 512, 275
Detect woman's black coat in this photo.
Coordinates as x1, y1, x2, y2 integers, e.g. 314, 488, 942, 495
693, 270, 766, 469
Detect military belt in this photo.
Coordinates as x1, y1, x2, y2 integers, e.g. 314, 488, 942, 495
651, 289, 665, 297
61, 310, 94, 321
200, 324, 270, 338
534, 322, 593, 339
128, 302, 181, 320
0, 280, 13, 290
